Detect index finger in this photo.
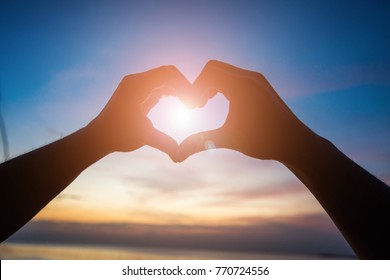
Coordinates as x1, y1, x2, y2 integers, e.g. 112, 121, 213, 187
121, 65, 192, 103
191, 60, 250, 107
192, 60, 275, 107
193, 60, 305, 131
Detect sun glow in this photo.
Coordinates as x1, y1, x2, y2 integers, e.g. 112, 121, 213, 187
169, 102, 194, 128
148, 94, 229, 143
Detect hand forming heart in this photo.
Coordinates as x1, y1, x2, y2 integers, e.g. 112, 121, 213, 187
1, 60, 386, 259
89, 60, 317, 165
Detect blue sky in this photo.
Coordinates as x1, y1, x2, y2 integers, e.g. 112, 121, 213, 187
1, 0, 389, 257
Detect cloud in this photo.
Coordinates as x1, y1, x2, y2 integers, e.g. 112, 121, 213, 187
115, 154, 302, 215
118, 151, 284, 191
196, 178, 309, 211
7, 214, 355, 257
218, 180, 306, 200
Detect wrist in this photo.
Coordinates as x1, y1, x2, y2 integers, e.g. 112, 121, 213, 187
280, 128, 332, 169
82, 120, 114, 157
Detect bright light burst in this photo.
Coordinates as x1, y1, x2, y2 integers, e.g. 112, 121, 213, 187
148, 94, 229, 143
169, 102, 194, 128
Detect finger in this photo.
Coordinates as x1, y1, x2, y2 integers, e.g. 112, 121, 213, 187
141, 86, 174, 114
179, 86, 203, 109
230, 64, 298, 118
124, 65, 192, 102
142, 94, 160, 115
175, 129, 226, 163
198, 60, 295, 116
142, 84, 196, 115
196, 87, 219, 108
153, 68, 196, 108
144, 125, 179, 162
191, 60, 250, 107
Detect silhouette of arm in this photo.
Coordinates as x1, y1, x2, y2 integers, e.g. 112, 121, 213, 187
285, 138, 390, 260
0, 65, 191, 242
177, 60, 390, 259
0, 127, 110, 242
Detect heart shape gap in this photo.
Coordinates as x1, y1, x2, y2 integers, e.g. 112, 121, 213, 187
148, 93, 229, 143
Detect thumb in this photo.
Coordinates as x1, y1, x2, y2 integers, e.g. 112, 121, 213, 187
175, 129, 225, 162
144, 126, 179, 162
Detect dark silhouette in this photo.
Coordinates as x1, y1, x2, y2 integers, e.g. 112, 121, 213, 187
0, 65, 190, 244
0, 60, 389, 259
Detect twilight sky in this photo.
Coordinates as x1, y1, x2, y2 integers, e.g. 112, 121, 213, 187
1, 0, 389, 257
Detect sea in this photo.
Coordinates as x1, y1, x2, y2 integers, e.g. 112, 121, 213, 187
0, 242, 355, 260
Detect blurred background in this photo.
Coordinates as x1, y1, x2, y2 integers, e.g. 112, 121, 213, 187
0, 0, 389, 259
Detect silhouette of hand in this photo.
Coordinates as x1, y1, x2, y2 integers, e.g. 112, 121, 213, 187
176, 60, 317, 163
88, 66, 191, 160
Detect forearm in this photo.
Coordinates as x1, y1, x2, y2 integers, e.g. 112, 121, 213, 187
0, 125, 110, 242
283, 134, 390, 259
